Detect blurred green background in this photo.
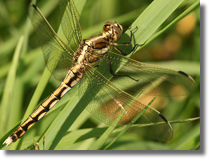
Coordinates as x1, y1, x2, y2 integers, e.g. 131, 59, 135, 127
0, 0, 200, 150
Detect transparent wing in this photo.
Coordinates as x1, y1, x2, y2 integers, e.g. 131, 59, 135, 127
78, 65, 173, 141
58, 0, 83, 51
107, 51, 196, 97
28, 3, 78, 81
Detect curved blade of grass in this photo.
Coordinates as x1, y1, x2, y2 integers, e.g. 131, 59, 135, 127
7, 0, 57, 149
0, 36, 24, 137
174, 123, 200, 150
51, 117, 199, 150
119, 0, 184, 57
147, 0, 200, 44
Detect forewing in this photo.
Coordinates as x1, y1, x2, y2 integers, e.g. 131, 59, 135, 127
29, 4, 75, 81
108, 51, 196, 97
58, 0, 83, 51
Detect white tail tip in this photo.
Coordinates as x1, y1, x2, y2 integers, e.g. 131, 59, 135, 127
3, 137, 13, 147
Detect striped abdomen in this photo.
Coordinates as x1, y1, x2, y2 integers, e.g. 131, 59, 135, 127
3, 65, 84, 146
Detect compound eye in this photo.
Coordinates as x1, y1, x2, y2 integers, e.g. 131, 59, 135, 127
114, 22, 122, 31
116, 23, 122, 30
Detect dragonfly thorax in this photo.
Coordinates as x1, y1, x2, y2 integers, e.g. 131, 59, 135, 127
74, 22, 123, 67
75, 38, 110, 67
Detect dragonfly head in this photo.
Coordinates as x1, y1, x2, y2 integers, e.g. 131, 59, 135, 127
103, 22, 123, 41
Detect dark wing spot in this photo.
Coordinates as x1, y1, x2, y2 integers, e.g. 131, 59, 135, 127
178, 71, 189, 77
32, 4, 38, 10
159, 113, 168, 123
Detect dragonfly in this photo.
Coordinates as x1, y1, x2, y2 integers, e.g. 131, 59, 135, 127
3, 0, 196, 147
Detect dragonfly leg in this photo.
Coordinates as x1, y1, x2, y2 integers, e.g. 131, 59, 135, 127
113, 27, 145, 56
112, 26, 138, 46
114, 43, 142, 56
107, 55, 139, 82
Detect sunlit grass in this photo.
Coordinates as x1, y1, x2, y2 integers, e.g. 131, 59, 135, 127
0, 0, 200, 150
